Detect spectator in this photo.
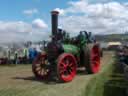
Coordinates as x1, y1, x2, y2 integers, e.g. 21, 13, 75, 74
28, 47, 38, 64
14, 50, 18, 65
7, 49, 11, 64
23, 48, 28, 64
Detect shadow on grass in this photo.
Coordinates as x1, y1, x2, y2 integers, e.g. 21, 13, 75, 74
12, 76, 60, 85
12, 68, 91, 85
13, 76, 40, 81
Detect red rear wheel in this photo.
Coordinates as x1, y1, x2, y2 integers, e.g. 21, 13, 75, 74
32, 52, 50, 79
57, 53, 77, 82
90, 44, 100, 73
84, 44, 100, 74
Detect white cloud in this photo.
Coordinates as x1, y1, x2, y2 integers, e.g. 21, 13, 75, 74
67, 0, 88, 13
57, 1, 128, 35
0, 21, 49, 43
32, 18, 48, 29
54, 8, 65, 16
23, 8, 38, 16
0, 21, 32, 33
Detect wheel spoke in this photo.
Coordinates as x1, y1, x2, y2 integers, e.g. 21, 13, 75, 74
68, 69, 72, 74
60, 70, 66, 74
70, 66, 75, 70
60, 62, 67, 68
65, 59, 70, 65
44, 69, 47, 74
41, 60, 45, 64
35, 64, 40, 67
40, 69, 44, 75
35, 67, 41, 71
59, 65, 66, 71
69, 63, 73, 67
59, 66, 65, 70
37, 69, 42, 75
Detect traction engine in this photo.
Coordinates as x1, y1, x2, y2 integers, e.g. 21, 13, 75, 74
32, 11, 101, 82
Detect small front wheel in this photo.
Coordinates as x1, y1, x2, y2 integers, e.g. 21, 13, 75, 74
32, 52, 50, 80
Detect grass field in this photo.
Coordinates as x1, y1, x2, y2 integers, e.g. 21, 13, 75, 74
84, 54, 114, 96
0, 51, 114, 96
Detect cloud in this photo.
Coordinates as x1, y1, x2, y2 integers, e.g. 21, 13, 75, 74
54, 8, 65, 16
0, 21, 32, 33
23, 8, 38, 16
0, 20, 49, 43
32, 18, 48, 29
57, 1, 128, 35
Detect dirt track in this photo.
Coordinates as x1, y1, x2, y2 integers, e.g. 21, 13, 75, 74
0, 51, 114, 96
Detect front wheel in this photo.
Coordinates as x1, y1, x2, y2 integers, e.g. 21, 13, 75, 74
57, 53, 77, 82
32, 52, 50, 80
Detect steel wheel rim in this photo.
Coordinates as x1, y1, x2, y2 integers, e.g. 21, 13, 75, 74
91, 45, 100, 73
58, 54, 77, 82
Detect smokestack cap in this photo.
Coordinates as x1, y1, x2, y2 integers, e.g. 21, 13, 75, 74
51, 11, 59, 15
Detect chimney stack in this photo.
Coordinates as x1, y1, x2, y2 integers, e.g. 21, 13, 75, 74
51, 11, 59, 36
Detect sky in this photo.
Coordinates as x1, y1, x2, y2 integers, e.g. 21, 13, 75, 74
0, 0, 128, 43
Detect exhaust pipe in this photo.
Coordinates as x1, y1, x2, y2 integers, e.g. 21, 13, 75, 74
51, 11, 59, 37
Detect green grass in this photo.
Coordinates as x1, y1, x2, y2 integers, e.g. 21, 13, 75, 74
83, 58, 114, 96
0, 65, 49, 96
0, 51, 114, 96
0, 64, 94, 96
0, 86, 49, 96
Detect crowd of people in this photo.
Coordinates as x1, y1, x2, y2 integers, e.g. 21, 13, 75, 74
0, 44, 44, 65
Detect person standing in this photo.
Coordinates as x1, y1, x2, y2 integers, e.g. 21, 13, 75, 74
14, 50, 18, 65
28, 47, 38, 64
7, 49, 11, 64
23, 48, 28, 64
28, 47, 33, 64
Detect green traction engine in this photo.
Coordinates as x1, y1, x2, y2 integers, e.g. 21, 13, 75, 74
32, 11, 101, 82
